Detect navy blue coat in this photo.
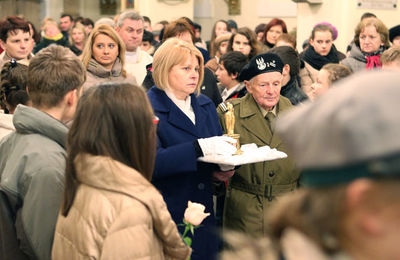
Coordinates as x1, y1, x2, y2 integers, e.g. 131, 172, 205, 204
147, 87, 222, 260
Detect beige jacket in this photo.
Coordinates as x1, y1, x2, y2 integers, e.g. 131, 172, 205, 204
52, 154, 191, 260
299, 61, 318, 99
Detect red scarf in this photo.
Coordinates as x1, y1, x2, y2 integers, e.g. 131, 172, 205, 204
366, 54, 382, 70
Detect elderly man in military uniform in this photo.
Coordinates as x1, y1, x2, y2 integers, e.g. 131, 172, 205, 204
217, 53, 299, 237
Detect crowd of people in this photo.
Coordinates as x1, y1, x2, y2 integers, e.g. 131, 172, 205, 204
0, 8, 400, 260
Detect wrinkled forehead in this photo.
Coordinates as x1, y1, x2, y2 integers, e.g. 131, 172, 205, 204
251, 71, 282, 83
121, 18, 143, 29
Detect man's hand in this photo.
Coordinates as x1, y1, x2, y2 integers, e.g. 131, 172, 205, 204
212, 170, 235, 182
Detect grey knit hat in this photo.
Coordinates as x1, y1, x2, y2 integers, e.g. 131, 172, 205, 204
276, 71, 400, 187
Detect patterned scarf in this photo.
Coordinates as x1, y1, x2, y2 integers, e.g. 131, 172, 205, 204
364, 46, 385, 70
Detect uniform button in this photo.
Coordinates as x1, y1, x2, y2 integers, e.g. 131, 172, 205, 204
198, 183, 205, 190
269, 171, 275, 177
201, 86, 206, 90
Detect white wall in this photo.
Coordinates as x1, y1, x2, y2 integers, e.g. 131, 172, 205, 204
138, 0, 195, 25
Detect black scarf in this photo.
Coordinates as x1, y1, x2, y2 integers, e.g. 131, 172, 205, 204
302, 45, 340, 70
264, 41, 274, 49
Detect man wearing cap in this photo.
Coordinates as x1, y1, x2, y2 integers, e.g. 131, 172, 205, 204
389, 24, 400, 46
217, 53, 299, 236
269, 71, 400, 259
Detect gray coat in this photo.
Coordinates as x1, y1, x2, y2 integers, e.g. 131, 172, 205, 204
0, 105, 67, 260
341, 44, 367, 73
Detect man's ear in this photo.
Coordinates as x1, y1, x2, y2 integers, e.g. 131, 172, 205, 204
0, 39, 6, 50
244, 80, 252, 93
283, 64, 290, 78
66, 89, 78, 106
231, 72, 239, 80
115, 26, 121, 32
346, 179, 382, 235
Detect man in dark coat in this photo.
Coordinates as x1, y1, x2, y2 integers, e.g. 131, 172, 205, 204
269, 46, 308, 105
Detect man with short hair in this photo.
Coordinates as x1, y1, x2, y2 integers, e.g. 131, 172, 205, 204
0, 45, 85, 260
269, 46, 308, 105
0, 16, 33, 71
216, 51, 248, 101
217, 53, 299, 237
59, 13, 74, 38
115, 11, 153, 86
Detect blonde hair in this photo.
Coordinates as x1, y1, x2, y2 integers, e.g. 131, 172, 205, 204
321, 63, 352, 85
354, 17, 390, 48
152, 38, 204, 95
380, 46, 400, 64
81, 24, 127, 77
69, 22, 87, 46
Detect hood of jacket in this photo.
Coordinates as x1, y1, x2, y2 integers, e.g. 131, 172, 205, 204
348, 43, 367, 63
12, 105, 68, 148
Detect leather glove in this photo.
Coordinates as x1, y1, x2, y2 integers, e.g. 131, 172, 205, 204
198, 136, 237, 156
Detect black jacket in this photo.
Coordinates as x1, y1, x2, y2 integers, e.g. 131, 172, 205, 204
281, 76, 308, 105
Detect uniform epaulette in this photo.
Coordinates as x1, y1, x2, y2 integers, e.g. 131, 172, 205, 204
218, 99, 241, 113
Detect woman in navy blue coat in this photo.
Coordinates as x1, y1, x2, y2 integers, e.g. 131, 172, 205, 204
147, 38, 236, 260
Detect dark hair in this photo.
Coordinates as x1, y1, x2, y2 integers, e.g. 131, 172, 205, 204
220, 51, 248, 78
28, 45, 86, 108
262, 18, 288, 45
162, 18, 195, 43
27, 21, 41, 44
0, 16, 30, 42
61, 83, 156, 216
74, 16, 84, 24
60, 13, 73, 22
228, 27, 261, 60
255, 23, 267, 34
142, 30, 154, 43
193, 22, 202, 31
143, 16, 151, 24
0, 60, 29, 112
269, 46, 300, 78
361, 12, 377, 21
81, 18, 94, 28
311, 24, 333, 40
227, 19, 238, 31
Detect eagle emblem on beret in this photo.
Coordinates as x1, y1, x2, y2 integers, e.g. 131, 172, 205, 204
256, 57, 266, 70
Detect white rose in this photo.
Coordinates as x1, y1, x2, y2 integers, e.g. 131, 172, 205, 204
184, 201, 210, 226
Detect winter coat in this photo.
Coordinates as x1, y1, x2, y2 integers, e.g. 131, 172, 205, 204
0, 105, 67, 260
0, 52, 33, 73
341, 44, 367, 73
32, 34, 69, 54
217, 94, 300, 237
52, 154, 191, 260
82, 58, 137, 91
205, 57, 219, 74
147, 86, 222, 260
281, 76, 308, 106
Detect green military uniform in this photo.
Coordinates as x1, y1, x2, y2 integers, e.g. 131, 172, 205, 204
217, 93, 300, 237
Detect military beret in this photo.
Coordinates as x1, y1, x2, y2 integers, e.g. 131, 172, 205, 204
276, 71, 400, 187
389, 24, 400, 43
238, 53, 284, 82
